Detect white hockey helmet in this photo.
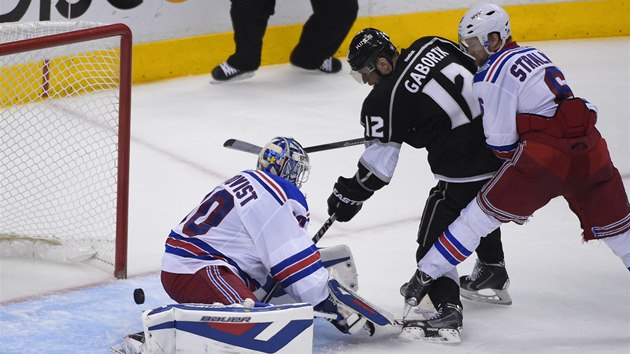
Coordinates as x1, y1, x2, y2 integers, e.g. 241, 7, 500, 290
458, 3, 511, 54
257, 137, 310, 188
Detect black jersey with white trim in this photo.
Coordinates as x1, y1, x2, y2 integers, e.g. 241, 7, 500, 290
355, 36, 501, 193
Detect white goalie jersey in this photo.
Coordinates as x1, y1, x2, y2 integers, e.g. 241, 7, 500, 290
161, 169, 329, 306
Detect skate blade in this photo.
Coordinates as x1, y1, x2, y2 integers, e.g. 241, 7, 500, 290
399, 327, 461, 344
110, 332, 144, 354
460, 287, 512, 305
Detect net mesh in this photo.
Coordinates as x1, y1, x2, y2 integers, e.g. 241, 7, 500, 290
0, 21, 123, 268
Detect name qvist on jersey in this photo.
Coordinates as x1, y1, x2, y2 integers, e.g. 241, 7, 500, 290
224, 174, 258, 206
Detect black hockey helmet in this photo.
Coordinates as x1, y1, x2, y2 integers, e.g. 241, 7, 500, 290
347, 28, 397, 72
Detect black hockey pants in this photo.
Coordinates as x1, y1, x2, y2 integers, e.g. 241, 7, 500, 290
416, 180, 504, 307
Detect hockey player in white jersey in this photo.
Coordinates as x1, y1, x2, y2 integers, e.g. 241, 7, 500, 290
404, 3, 630, 335
160, 136, 388, 336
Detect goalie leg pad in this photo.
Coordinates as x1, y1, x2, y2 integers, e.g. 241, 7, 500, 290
139, 302, 313, 354
319, 244, 359, 291
327, 271, 395, 327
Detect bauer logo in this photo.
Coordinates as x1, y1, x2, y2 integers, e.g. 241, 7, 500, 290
200, 316, 251, 322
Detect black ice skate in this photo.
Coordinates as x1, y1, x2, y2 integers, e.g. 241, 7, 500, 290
399, 303, 463, 344
210, 62, 255, 83
460, 259, 512, 305
318, 57, 342, 73
291, 56, 342, 74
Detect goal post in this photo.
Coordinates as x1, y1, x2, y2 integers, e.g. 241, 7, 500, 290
0, 22, 132, 279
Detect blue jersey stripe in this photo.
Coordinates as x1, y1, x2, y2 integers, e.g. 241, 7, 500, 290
245, 171, 285, 205
279, 261, 323, 288
488, 48, 536, 83
487, 142, 518, 152
166, 231, 257, 286
270, 244, 318, 274
475, 47, 536, 83
436, 241, 461, 266
244, 170, 309, 210
269, 174, 308, 210
444, 229, 473, 257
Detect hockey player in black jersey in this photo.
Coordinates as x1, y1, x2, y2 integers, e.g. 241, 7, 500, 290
326, 28, 511, 343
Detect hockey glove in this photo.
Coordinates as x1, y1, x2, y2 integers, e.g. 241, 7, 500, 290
315, 295, 372, 335
401, 270, 434, 318
327, 176, 373, 222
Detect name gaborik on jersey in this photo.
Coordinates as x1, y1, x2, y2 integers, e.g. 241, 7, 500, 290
403, 46, 450, 93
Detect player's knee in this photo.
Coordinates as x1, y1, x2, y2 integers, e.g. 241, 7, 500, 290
603, 232, 630, 270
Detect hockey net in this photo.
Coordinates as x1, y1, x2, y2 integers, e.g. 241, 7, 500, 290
0, 21, 131, 278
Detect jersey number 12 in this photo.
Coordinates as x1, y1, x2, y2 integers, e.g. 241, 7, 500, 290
424, 62, 480, 129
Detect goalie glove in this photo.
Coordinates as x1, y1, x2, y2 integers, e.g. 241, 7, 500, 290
315, 295, 372, 335
327, 176, 373, 222
315, 270, 396, 335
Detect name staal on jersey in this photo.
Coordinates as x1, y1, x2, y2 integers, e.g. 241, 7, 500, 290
471, 42, 597, 154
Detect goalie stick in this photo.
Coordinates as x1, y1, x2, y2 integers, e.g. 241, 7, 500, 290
223, 138, 364, 155
261, 214, 337, 303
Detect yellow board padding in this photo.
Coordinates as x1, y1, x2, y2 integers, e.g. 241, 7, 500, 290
132, 0, 628, 83
350, 0, 630, 49
1, 63, 43, 107
1, 51, 120, 109
132, 25, 303, 83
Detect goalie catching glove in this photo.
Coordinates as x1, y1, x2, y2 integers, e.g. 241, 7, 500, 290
315, 270, 396, 335
315, 294, 372, 335
327, 176, 373, 222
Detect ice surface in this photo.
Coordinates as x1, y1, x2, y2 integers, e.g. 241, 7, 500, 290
1, 37, 629, 353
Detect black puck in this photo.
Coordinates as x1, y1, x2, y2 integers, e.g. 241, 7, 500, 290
133, 288, 145, 304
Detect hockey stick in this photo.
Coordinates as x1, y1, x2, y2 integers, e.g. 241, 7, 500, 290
223, 138, 364, 155
222, 139, 262, 154
303, 138, 364, 153
261, 213, 337, 303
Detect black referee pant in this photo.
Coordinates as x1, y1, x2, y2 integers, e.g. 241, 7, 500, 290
226, 0, 358, 71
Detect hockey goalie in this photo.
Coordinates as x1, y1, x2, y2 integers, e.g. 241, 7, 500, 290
112, 268, 397, 354
112, 137, 397, 353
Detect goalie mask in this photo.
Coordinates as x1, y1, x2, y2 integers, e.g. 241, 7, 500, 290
347, 28, 397, 78
458, 3, 511, 55
257, 137, 310, 189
